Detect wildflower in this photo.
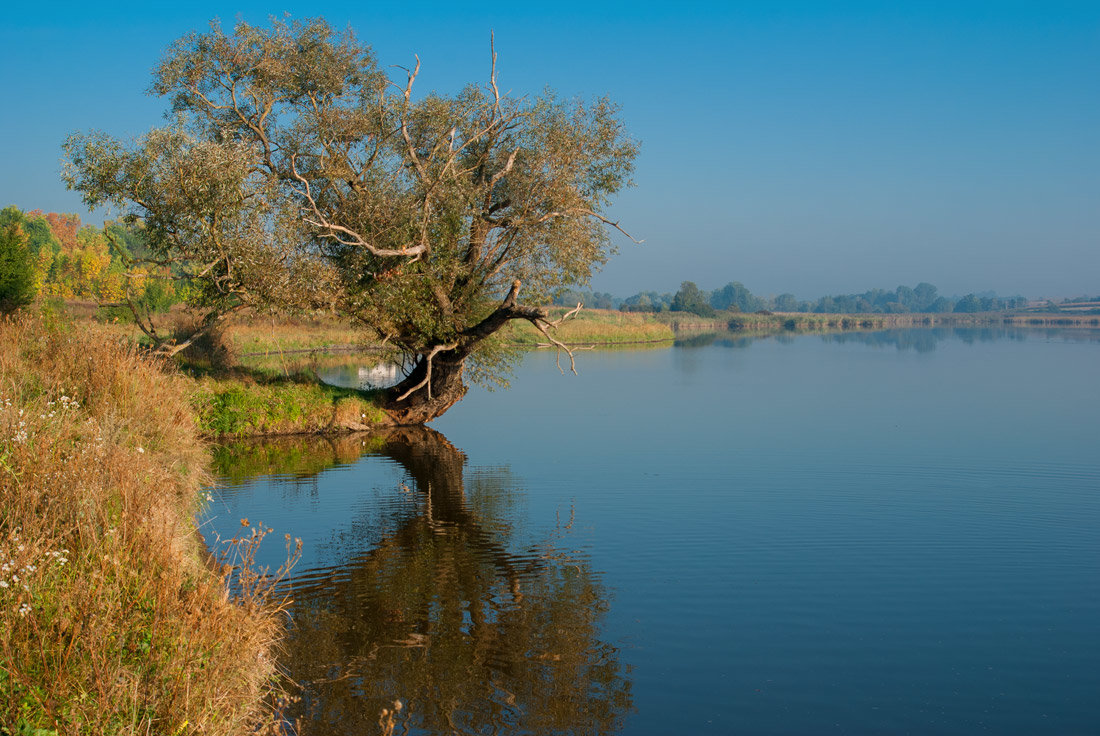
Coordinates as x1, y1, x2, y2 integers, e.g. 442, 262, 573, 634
137, 447, 145, 454
0, 580, 8, 588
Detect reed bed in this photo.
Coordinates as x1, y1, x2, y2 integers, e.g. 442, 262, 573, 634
1002, 313, 1100, 328
0, 317, 287, 735
503, 308, 675, 345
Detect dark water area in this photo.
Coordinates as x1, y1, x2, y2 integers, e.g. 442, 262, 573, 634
202, 328, 1100, 735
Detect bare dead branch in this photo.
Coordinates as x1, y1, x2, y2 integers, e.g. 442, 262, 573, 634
502, 208, 644, 244
488, 147, 520, 188
528, 305, 583, 375
400, 56, 429, 183
545, 302, 583, 327
489, 31, 501, 113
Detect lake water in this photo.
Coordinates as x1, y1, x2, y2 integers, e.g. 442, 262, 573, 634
202, 328, 1100, 735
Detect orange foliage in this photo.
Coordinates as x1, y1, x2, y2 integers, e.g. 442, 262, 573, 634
45, 212, 82, 251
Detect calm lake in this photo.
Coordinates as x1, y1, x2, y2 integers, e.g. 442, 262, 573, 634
202, 327, 1100, 735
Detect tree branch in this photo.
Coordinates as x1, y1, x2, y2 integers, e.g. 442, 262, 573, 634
499, 208, 644, 244
394, 341, 459, 402
459, 279, 547, 344
528, 303, 583, 375
288, 154, 428, 258
155, 304, 246, 358
399, 56, 429, 183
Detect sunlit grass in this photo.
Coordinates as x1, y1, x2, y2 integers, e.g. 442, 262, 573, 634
190, 370, 389, 438
0, 316, 289, 735
503, 308, 675, 345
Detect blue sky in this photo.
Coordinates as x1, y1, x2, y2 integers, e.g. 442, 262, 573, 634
2, 1, 1097, 299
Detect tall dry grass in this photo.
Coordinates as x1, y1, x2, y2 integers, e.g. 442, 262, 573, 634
503, 308, 675, 345
0, 316, 287, 735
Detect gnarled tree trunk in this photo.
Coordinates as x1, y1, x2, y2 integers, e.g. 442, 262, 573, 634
381, 350, 469, 425
379, 280, 577, 425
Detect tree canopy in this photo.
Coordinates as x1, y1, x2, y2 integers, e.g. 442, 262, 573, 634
0, 208, 37, 314
64, 17, 638, 422
670, 280, 715, 317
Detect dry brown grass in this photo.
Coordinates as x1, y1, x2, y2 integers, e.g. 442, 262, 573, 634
219, 312, 366, 357
502, 308, 675, 345
0, 316, 287, 735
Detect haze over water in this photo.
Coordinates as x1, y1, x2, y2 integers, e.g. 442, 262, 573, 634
203, 328, 1100, 734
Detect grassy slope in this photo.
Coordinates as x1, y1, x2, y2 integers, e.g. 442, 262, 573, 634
0, 318, 285, 735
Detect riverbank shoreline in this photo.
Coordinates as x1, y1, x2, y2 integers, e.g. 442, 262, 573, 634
59, 303, 1100, 441
191, 310, 1100, 439
0, 317, 288, 734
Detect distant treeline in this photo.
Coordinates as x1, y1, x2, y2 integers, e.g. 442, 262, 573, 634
554, 281, 1030, 316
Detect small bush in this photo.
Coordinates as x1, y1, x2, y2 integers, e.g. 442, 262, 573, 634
178, 321, 238, 372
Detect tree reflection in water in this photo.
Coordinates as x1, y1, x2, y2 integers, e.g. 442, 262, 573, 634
214, 428, 633, 735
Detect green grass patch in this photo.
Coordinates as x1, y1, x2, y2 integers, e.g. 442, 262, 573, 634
190, 371, 389, 438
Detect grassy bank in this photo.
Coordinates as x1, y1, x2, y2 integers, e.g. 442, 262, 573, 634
503, 308, 1036, 344
658, 310, 1020, 333
502, 308, 675, 346
190, 369, 390, 438
1002, 312, 1100, 328
0, 318, 286, 734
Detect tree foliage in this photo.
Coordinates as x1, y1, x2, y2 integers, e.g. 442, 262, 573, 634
64, 17, 637, 421
0, 208, 37, 314
670, 280, 715, 317
710, 281, 763, 313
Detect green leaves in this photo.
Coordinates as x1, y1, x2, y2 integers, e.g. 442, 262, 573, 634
0, 208, 38, 314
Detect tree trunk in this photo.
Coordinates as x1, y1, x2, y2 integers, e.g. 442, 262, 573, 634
379, 281, 551, 425
381, 349, 469, 425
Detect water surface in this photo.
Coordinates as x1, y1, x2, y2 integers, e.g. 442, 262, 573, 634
203, 328, 1100, 735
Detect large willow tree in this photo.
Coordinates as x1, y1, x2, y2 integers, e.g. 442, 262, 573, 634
64, 17, 637, 423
